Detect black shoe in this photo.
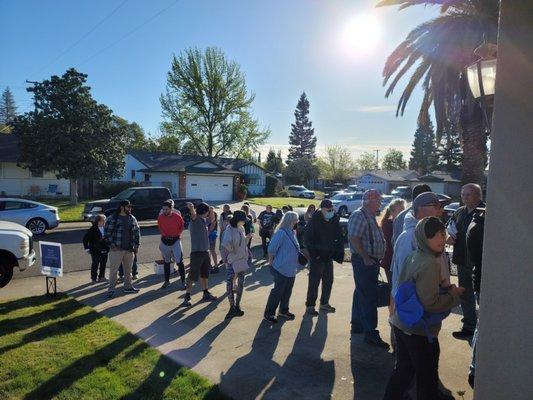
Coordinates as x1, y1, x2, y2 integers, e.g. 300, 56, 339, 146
181, 296, 192, 307
452, 329, 474, 340
278, 311, 295, 320
124, 286, 140, 293
306, 306, 319, 316
364, 335, 390, 350
320, 304, 336, 313
263, 315, 278, 324
235, 306, 245, 317
202, 291, 218, 301
225, 307, 238, 320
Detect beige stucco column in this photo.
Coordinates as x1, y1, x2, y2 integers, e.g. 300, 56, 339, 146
474, 1, 533, 399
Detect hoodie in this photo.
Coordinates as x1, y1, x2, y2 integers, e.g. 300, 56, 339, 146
392, 211, 451, 293
390, 218, 461, 337
304, 210, 343, 261
220, 225, 249, 265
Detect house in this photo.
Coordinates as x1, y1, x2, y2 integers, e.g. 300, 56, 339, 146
120, 151, 266, 201
353, 170, 420, 194
0, 134, 70, 197
413, 171, 462, 198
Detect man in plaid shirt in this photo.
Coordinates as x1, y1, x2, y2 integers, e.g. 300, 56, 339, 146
104, 200, 141, 298
347, 189, 388, 349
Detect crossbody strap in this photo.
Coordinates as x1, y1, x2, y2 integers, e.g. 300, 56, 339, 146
281, 229, 299, 252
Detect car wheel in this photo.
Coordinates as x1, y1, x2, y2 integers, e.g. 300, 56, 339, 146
339, 206, 348, 217
26, 218, 48, 235
0, 257, 14, 288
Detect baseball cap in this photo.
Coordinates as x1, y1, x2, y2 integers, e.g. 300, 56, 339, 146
413, 192, 440, 212
320, 199, 333, 209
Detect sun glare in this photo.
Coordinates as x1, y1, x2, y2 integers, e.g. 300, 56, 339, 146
339, 13, 382, 59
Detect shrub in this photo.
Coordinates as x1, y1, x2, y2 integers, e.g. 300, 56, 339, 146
265, 175, 279, 197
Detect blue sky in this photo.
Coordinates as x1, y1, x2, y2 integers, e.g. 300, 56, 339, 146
0, 0, 438, 160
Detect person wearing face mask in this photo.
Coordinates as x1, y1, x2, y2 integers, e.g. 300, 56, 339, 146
157, 199, 185, 290
83, 214, 109, 283
221, 210, 250, 319
304, 199, 344, 317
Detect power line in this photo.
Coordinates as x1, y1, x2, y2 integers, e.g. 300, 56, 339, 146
78, 0, 181, 67
30, 0, 130, 77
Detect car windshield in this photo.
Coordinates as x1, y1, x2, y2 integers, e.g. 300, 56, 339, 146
112, 188, 136, 200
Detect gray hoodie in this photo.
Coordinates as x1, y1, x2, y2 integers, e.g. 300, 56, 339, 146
390, 218, 461, 337
221, 225, 249, 265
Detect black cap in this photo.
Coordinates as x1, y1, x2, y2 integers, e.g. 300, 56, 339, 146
412, 184, 432, 200
320, 199, 333, 209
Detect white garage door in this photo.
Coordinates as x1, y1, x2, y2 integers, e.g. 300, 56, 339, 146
187, 175, 234, 201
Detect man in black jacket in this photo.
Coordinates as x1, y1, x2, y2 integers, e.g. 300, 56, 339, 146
304, 199, 343, 316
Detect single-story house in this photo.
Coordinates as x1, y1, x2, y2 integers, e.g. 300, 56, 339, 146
413, 171, 462, 198
353, 170, 420, 194
0, 134, 70, 197
120, 151, 266, 201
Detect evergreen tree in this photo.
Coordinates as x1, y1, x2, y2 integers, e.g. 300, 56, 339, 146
0, 87, 17, 125
265, 148, 284, 174
434, 127, 463, 172
409, 119, 435, 173
287, 92, 316, 164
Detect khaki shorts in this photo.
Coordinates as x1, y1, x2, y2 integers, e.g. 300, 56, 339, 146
188, 251, 211, 281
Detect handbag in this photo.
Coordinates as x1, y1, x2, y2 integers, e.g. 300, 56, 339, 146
377, 272, 391, 308
161, 236, 179, 246
282, 229, 308, 267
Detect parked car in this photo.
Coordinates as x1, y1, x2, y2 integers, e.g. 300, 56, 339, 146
391, 186, 412, 199
83, 187, 202, 222
346, 184, 364, 193
324, 190, 344, 199
0, 198, 60, 235
0, 221, 36, 287
330, 192, 364, 217
286, 185, 315, 199
443, 201, 460, 224
379, 195, 395, 212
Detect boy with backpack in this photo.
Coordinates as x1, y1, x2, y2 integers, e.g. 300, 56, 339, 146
383, 217, 464, 400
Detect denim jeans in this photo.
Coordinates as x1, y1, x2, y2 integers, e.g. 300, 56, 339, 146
351, 254, 380, 338
305, 257, 334, 307
457, 263, 477, 331
264, 268, 295, 316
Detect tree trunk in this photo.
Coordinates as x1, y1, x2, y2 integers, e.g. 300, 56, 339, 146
70, 178, 78, 205
460, 102, 487, 187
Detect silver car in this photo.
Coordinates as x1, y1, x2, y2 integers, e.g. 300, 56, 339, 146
0, 198, 60, 235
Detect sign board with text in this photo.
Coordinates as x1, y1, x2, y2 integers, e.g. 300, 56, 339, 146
39, 241, 63, 277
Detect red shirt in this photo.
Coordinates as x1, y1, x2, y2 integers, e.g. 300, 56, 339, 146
157, 211, 185, 237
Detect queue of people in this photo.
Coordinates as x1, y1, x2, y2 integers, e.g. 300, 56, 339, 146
82, 185, 484, 397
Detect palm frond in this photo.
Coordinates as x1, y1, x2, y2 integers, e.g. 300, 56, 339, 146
396, 60, 431, 116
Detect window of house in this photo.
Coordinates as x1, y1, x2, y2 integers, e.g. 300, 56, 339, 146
144, 173, 150, 182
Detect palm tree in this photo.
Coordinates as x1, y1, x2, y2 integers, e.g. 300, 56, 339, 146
377, 0, 499, 185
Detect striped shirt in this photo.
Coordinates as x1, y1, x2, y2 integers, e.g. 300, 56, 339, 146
347, 207, 386, 259
268, 228, 300, 277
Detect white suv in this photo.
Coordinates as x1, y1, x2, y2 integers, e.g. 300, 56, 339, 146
0, 221, 36, 287
287, 185, 316, 199
330, 192, 364, 217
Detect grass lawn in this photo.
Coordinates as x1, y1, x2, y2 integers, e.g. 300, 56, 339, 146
45, 200, 87, 222
0, 295, 228, 400
247, 197, 320, 209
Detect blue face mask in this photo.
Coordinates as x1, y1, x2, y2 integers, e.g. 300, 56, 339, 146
324, 210, 335, 220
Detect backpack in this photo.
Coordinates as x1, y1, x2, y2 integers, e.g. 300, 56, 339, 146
394, 280, 451, 342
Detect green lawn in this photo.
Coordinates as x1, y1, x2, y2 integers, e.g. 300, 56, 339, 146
0, 295, 228, 400
45, 200, 87, 222
247, 197, 320, 209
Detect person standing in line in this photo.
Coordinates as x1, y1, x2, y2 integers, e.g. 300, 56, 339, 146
447, 183, 485, 340
258, 205, 276, 257
392, 184, 432, 246
83, 214, 109, 283
348, 189, 389, 349
215, 204, 233, 273
304, 204, 316, 223
241, 204, 255, 250
243, 201, 257, 222
380, 199, 406, 284
304, 199, 343, 316
222, 210, 250, 319
104, 200, 141, 298
264, 211, 301, 324
382, 217, 463, 400
181, 202, 218, 307
157, 199, 185, 289
207, 206, 219, 268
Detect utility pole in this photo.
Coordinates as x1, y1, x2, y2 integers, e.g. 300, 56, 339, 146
25, 80, 38, 111
375, 149, 380, 169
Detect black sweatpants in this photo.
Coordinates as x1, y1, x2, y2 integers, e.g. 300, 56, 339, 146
383, 327, 440, 400
305, 257, 334, 307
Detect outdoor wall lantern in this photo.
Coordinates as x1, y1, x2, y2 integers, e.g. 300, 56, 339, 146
466, 42, 497, 134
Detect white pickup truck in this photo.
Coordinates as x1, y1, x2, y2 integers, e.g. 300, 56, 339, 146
0, 221, 37, 288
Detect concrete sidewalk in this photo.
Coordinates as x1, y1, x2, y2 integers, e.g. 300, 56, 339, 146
0, 254, 474, 400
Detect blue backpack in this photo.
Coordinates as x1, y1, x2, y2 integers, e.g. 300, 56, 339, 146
394, 280, 451, 342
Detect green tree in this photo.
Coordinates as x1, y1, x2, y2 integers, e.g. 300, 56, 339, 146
316, 145, 356, 182
434, 127, 463, 171
264, 149, 284, 174
409, 119, 436, 173
114, 117, 150, 150
378, 0, 499, 185
287, 92, 316, 163
13, 69, 127, 204
283, 157, 319, 185
382, 149, 407, 170
160, 47, 270, 158
0, 87, 17, 132
356, 152, 378, 171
